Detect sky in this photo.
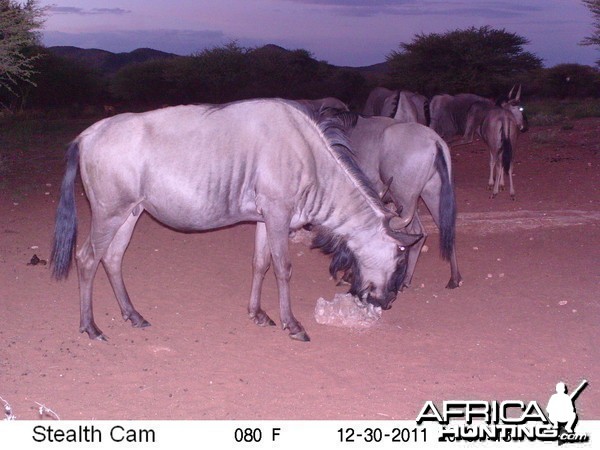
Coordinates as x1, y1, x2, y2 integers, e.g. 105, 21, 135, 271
38, 0, 598, 68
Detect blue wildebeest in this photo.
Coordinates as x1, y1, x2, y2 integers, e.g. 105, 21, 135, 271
464, 85, 529, 199
295, 97, 349, 113
429, 93, 493, 141
50, 99, 421, 342
326, 111, 462, 290
363, 87, 430, 125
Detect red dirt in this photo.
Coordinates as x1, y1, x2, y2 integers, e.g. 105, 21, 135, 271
1, 117, 598, 420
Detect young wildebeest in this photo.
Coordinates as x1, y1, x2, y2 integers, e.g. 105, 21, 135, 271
329, 111, 462, 290
464, 85, 529, 199
50, 99, 421, 342
363, 87, 430, 125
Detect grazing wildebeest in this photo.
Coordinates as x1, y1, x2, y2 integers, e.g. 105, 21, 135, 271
328, 111, 462, 289
429, 93, 493, 141
50, 99, 421, 342
363, 87, 430, 125
295, 97, 349, 113
466, 85, 529, 199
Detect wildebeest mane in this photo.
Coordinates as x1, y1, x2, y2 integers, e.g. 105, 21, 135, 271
389, 90, 400, 118
495, 95, 510, 106
306, 108, 387, 217
310, 226, 364, 297
311, 225, 409, 307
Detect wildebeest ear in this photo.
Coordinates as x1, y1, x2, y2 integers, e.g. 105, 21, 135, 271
390, 231, 422, 249
515, 84, 522, 102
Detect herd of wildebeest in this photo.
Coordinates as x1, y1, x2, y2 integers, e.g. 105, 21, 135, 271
50, 86, 528, 341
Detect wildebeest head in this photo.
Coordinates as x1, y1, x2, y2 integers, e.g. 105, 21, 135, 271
499, 85, 529, 132
312, 216, 421, 310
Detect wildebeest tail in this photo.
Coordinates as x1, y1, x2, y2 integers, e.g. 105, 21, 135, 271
424, 98, 431, 127
50, 141, 80, 280
501, 122, 512, 175
434, 142, 456, 261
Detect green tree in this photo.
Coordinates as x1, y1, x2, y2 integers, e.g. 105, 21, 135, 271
581, 0, 600, 66
111, 58, 177, 107
0, 0, 45, 106
169, 41, 249, 104
26, 49, 105, 109
530, 64, 600, 98
107, 41, 368, 108
387, 26, 542, 96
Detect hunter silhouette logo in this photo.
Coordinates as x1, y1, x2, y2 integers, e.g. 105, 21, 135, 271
416, 379, 590, 443
546, 379, 589, 444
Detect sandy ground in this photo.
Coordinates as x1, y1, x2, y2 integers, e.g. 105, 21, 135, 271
0, 116, 598, 420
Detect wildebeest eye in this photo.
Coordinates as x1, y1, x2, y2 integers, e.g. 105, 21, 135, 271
519, 107, 524, 112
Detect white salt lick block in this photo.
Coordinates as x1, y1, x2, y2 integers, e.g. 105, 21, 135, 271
314, 293, 382, 329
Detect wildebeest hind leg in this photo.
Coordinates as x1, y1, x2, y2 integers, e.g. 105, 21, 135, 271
403, 214, 425, 289
101, 211, 150, 330
248, 222, 276, 327
77, 235, 105, 340
488, 151, 496, 191
77, 214, 131, 340
421, 185, 462, 289
508, 165, 515, 200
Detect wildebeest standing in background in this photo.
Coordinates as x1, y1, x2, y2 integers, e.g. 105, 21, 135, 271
429, 93, 493, 141
363, 87, 430, 125
294, 97, 349, 113
467, 85, 529, 199
50, 99, 421, 342
330, 111, 462, 290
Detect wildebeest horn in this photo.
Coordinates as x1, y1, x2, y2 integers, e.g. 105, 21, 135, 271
508, 85, 515, 99
388, 214, 411, 230
379, 176, 394, 200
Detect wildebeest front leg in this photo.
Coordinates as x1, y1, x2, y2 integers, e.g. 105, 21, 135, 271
101, 212, 150, 330
263, 212, 309, 342
248, 222, 276, 327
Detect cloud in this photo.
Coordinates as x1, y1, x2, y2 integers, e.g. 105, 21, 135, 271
283, 0, 540, 18
48, 6, 131, 15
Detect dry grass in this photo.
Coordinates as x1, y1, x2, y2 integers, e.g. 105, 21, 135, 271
1, 395, 60, 420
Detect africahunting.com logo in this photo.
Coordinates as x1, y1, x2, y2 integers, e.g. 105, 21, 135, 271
416, 380, 590, 444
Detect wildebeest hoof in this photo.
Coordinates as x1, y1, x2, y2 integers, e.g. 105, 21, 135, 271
289, 330, 310, 342
127, 312, 151, 328
446, 279, 463, 289
85, 331, 108, 341
81, 324, 108, 341
133, 319, 151, 328
250, 310, 276, 327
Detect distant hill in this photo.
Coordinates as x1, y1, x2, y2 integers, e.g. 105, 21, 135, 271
47, 45, 389, 80
348, 61, 388, 74
48, 46, 180, 74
